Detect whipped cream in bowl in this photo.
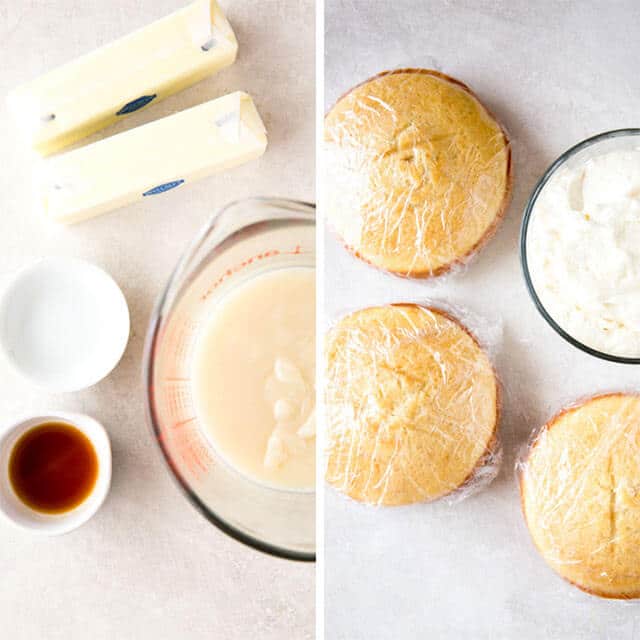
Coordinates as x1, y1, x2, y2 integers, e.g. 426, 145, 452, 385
522, 129, 640, 363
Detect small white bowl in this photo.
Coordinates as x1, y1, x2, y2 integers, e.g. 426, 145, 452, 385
0, 412, 111, 535
0, 257, 130, 392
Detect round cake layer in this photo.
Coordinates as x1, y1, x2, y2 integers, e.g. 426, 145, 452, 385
324, 69, 511, 277
521, 393, 640, 599
325, 304, 499, 505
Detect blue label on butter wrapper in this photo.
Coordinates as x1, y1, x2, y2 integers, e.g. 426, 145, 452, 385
116, 94, 157, 116
142, 180, 185, 196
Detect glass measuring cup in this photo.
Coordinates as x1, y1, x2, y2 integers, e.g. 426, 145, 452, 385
143, 198, 315, 561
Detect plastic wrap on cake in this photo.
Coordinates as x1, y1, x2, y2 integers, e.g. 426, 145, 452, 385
324, 68, 512, 279
324, 303, 502, 506
518, 393, 640, 599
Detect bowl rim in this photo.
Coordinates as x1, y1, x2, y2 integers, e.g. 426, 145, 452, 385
520, 128, 640, 365
143, 197, 316, 562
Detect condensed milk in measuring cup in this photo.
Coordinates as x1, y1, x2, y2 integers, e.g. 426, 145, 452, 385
192, 267, 315, 490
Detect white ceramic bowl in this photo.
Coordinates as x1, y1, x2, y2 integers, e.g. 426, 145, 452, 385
0, 257, 130, 392
0, 411, 111, 535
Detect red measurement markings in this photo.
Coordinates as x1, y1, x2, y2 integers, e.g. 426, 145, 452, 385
158, 421, 212, 479
200, 245, 308, 301
172, 416, 197, 429
163, 381, 194, 423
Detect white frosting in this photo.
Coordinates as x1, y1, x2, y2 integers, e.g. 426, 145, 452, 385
192, 267, 315, 490
527, 149, 640, 357
263, 356, 315, 470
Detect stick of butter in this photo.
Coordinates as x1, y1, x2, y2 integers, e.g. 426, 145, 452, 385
7, 0, 238, 156
40, 91, 267, 224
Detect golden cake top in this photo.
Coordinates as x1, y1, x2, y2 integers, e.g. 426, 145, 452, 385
324, 69, 511, 277
520, 393, 640, 599
325, 304, 500, 505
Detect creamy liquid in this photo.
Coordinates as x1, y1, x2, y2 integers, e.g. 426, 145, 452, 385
192, 268, 315, 489
527, 149, 640, 357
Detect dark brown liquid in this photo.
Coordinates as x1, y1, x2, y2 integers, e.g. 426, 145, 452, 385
9, 422, 98, 514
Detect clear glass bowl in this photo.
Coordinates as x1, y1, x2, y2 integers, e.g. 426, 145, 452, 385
520, 129, 640, 364
143, 198, 316, 560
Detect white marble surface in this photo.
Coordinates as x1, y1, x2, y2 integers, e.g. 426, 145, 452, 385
324, 1, 640, 638
0, 1, 314, 638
